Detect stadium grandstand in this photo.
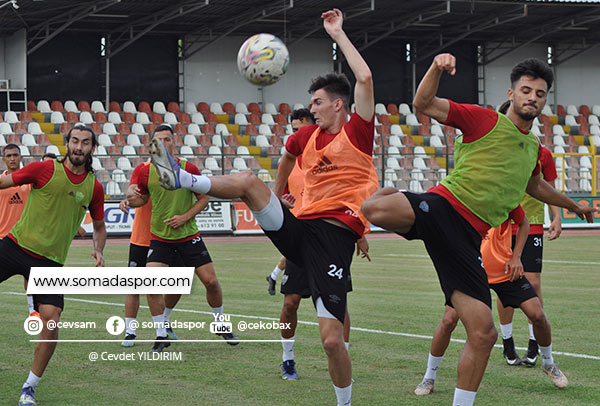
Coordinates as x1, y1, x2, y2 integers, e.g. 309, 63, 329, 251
0, 0, 599, 199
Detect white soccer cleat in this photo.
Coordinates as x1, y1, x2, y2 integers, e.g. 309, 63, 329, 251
542, 363, 568, 389
414, 378, 435, 396
149, 136, 181, 190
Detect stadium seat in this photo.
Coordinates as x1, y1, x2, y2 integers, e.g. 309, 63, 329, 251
50, 100, 64, 112
552, 125, 565, 136
167, 102, 181, 113
211, 134, 227, 147
37, 100, 51, 113
91, 101, 106, 113
21, 134, 36, 147
136, 112, 150, 125
389, 135, 403, 148
565, 115, 578, 127
566, 105, 578, 116
234, 113, 249, 125
387, 145, 401, 157
46, 145, 60, 156
122, 145, 136, 155
261, 113, 275, 125
4, 111, 18, 124
233, 157, 249, 170
105, 181, 121, 195
406, 114, 420, 126
180, 145, 194, 157
185, 102, 197, 115
92, 157, 103, 171
375, 103, 388, 115
409, 180, 424, 193
292, 103, 304, 111
386, 157, 400, 170
258, 124, 273, 136
19, 111, 32, 124
210, 102, 224, 114
208, 146, 222, 156
117, 157, 133, 171
64, 112, 78, 123
164, 112, 178, 125
254, 135, 269, 148
136, 101, 150, 114
153, 101, 167, 115
94, 112, 107, 124
36, 134, 50, 146
553, 146, 565, 154
588, 115, 600, 126
222, 102, 235, 115
541, 105, 553, 116
235, 102, 249, 114
390, 124, 404, 136
214, 123, 230, 136
77, 111, 93, 125
262, 103, 276, 115
77, 101, 91, 112
27, 122, 43, 134
125, 134, 141, 147
414, 146, 427, 156
102, 123, 118, 135
191, 112, 206, 125
399, 103, 412, 115
186, 124, 201, 136
183, 135, 198, 147
27, 100, 38, 112
108, 112, 122, 124
279, 103, 291, 116
248, 102, 262, 115
552, 136, 566, 146
531, 126, 542, 138
122, 101, 136, 114
111, 169, 127, 183
430, 135, 444, 148
197, 102, 210, 115
129, 123, 144, 136
205, 157, 220, 171
0, 123, 12, 135
109, 101, 122, 113
50, 112, 65, 124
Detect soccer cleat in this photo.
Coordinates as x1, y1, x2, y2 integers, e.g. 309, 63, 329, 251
29, 311, 41, 319
121, 333, 136, 347
523, 339, 539, 367
216, 331, 240, 346
282, 360, 299, 380
266, 274, 276, 296
149, 336, 170, 353
149, 136, 181, 190
502, 337, 522, 366
414, 378, 435, 396
166, 327, 178, 341
542, 363, 568, 389
19, 386, 37, 406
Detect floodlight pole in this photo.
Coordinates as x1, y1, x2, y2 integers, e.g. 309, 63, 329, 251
105, 35, 111, 114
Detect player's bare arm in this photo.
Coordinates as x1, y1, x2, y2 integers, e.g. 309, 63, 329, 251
322, 8, 374, 121
507, 216, 529, 281
273, 150, 297, 198
413, 53, 455, 124
91, 218, 106, 267
0, 173, 15, 189
125, 184, 149, 208
164, 194, 209, 229
526, 175, 596, 222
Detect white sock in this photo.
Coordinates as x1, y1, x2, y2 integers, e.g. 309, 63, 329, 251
252, 192, 284, 231
179, 169, 211, 194
500, 323, 513, 340
282, 335, 295, 361
125, 317, 137, 336
334, 383, 352, 406
270, 266, 284, 280
453, 388, 477, 406
152, 314, 166, 337
529, 323, 536, 340
345, 342, 349, 351
211, 306, 224, 321
163, 307, 174, 326
23, 371, 41, 390
27, 296, 34, 314
424, 353, 444, 380
540, 344, 554, 366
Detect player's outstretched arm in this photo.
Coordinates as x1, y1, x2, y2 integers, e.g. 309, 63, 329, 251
413, 53, 454, 124
273, 150, 297, 198
322, 8, 373, 121
0, 173, 15, 189
91, 218, 106, 267
526, 175, 596, 222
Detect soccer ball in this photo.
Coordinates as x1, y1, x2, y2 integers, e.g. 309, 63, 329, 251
237, 33, 289, 86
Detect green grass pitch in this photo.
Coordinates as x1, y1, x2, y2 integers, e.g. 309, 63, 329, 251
1, 234, 599, 405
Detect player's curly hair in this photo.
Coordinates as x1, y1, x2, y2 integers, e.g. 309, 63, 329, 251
308, 72, 351, 108
62, 124, 97, 174
510, 58, 553, 90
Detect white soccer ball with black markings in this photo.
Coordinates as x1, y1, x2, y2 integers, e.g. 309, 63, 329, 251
237, 33, 289, 86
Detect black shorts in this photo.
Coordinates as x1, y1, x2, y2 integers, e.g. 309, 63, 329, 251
490, 276, 538, 308
398, 192, 491, 308
0, 237, 65, 311
281, 259, 353, 298
147, 234, 212, 268
129, 243, 185, 267
264, 202, 357, 322
512, 234, 543, 273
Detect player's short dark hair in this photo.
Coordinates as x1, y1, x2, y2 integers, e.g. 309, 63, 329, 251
290, 108, 315, 123
498, 100, 511, 115
154, 123, 174, 135
2, 143, 20, 156
510, 58, 553, 90
42, 152, 57, 160
308, 72, 352, 108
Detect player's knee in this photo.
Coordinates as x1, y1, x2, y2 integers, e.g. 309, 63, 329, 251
283, 298, 300, 314
237, 170, 260, 191
321, 335, 344, 357
470, 324, 497, 348
529, 309, 547, 326
201, 275, 220, 291
440, 313, 459, 333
